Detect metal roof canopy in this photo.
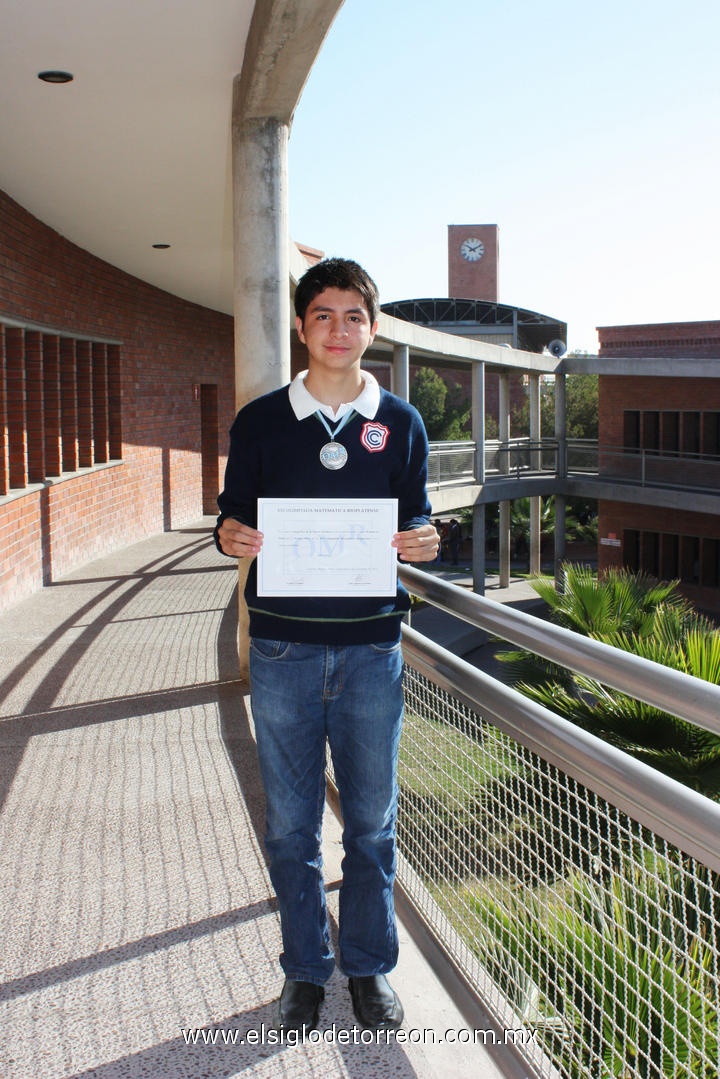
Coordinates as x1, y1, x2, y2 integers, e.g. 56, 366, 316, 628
382, 297, 567, 355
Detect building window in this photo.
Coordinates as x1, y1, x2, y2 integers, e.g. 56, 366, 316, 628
623, 529, 720, 594
702, 412, 720, 457
660, 533, 679, 581
624, 529, 640, 571
623, 409, 720, 460
701, 538, 720, 589
624, 411, 640, 449
682, 412, 700, 455
642, 412, 660, 454
641, 531, 660, 577
1, 322, 122, 496
661, 412, 679, 454
680, 536, 700, 584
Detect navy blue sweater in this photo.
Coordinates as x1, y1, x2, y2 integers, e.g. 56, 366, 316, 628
216, 384, 432, 644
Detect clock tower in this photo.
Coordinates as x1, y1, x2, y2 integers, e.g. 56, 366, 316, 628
448, 224, 499, 302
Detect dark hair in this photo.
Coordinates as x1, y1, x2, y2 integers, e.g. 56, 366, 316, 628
294, 257, 380, 325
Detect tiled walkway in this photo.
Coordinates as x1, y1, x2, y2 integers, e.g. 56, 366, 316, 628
0, 522, 512, 1079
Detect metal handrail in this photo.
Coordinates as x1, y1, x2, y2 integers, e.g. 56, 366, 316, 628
430, 437, 720, 484
399, 564, 720, 737
400, 621, 720, 876
569, 439, 720, 464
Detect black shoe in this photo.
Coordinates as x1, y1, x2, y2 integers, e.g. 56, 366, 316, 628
348, 975, 404, 1030
275, 979, 324, 1033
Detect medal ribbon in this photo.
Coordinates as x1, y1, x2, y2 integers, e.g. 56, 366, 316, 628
314, 408, 357, 442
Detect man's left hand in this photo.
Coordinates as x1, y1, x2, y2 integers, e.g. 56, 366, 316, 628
392, 523, 440, 563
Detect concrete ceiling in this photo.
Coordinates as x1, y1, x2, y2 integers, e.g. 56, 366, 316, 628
0, 0, 260, 316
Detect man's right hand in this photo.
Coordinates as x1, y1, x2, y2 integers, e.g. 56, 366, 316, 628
217, 518, 264, 559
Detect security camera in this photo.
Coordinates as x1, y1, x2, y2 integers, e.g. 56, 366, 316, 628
547, 339, 567, 358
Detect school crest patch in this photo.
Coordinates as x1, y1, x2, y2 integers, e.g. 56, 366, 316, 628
360, 421, 390, 453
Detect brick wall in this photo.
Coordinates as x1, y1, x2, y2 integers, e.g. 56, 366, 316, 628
596, 321, 720, 614
595, 498, 720, 612
599, 376, 720, 447
598, 321, 720, 358
0, 189, 236, 610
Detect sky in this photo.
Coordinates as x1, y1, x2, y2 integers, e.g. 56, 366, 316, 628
287, 0, 720, 354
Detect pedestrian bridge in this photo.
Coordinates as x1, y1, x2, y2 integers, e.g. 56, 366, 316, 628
427, 436, 720, 505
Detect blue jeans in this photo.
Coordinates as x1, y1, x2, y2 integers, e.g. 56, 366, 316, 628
249, 638, 404, 985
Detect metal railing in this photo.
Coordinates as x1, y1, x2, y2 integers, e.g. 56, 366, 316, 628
487, 438, 559, 477
427, 437, 720, 495
426, 440, 476, 488
426, 438, 561, 487
567, 440, 720, 493
395, 565, 720, 1079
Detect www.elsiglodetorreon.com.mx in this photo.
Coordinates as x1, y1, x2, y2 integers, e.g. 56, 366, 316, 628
181, 1023, 539, 1047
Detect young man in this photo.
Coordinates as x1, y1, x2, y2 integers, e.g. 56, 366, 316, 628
215, 258, 438, 1034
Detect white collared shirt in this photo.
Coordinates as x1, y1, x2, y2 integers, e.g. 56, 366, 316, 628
288, 369, 381, 423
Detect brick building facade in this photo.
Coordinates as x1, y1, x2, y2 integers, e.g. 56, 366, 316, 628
596, 320, 720, 614
0, 190, 236, 611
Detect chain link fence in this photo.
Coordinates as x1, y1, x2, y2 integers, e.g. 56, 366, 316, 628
397, 662, 720, 1078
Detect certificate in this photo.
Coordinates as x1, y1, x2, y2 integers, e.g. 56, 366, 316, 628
256, 498, 398, 597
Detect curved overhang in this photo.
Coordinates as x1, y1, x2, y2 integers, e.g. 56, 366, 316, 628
0, 0, 342, 318
234, 0, 340, 123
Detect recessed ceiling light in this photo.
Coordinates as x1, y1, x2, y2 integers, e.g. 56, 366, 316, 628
152, 243, 171, 250
38, 70, 74, 84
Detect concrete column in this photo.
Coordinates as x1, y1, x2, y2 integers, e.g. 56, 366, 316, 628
554, 372, 567, 588
471, 362, 485, 594
528, 372, 542, 575
554, 494, 567, 588
393, 343, 409, 401
498, 372, 510, 457
530, 497, 541, 575
529, 372, 541, 467
232, 114, 291, 676
472, 503, 486, 596
555, 371, 567, 478
472, 361, 486, 485
232, 116, 291, 411
499, 500, 511, 588
498, 371, 511, 587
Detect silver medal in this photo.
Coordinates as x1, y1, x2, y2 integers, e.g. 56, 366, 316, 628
320, 441, 348, 470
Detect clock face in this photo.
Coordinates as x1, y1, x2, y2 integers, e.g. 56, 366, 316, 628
460, 237, 485, 262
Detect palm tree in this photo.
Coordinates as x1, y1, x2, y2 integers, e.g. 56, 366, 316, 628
533, 563, 687, 636
497, 565, 720, 799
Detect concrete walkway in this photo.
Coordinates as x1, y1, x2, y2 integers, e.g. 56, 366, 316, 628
0, 521, 520, 1079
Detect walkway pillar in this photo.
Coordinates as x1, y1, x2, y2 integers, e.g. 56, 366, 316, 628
555, 494, 567, 588
393, 342, 410, 400
498, 372, 511, 588
529, 500, 541, 575
232, 114, 291, 409
529, 372, 541, 575
231, 109, 291, 676
472, 503, 486, 597
472, 361, 486, 595
554, 371, 568, 588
